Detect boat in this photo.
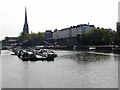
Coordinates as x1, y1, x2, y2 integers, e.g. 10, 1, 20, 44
89, 47, 96, 50
35, 49, 57, 60
12, 49, 57, 61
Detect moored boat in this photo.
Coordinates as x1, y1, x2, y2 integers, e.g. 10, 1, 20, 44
11, 48, 57, 61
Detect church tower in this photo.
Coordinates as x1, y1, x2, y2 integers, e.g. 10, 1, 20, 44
23, 7, 29, 34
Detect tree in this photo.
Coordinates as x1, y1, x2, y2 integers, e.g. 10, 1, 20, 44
36, 32, 44, 40
29, 32, 37, 39
79, 31, 90, 45
79, 28, 112, 45
28, 32, 44, 46
17, 32, 30, 42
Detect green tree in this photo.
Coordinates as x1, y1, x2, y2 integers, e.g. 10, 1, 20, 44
29, 32, 37, 39
80, 31, 90, 45
17, 31, 45, 46
79, 28, 112, 45
18, 32, 30, 42
28, 32, 44, 46
36, 32, 44, 40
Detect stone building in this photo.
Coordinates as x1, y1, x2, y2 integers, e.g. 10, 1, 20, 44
44, 30, 53, 40
117, 22, 120, 30
117, 1, 120, 46
53, 24, 95, 39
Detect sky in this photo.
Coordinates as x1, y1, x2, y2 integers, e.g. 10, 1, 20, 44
0, 0, 119, 40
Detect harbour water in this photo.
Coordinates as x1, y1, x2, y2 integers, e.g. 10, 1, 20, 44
1, 50, 119, 88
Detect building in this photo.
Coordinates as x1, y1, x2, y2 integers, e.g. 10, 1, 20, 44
2, 37, 18, 46
44, 30, 53, 40
4, 37, 17, 42
53, 24, 95, 39
0, 41, 2, 50
117, 1, 120, 30
23, 7, 29, 34
117, 2, 120, 46
117, 22, 120, 30
118, 1, 120, 22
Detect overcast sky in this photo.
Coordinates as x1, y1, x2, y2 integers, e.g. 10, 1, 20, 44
0, 0, 119, 40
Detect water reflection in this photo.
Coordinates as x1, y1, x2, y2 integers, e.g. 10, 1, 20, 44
21, 60, 54, 62
22, 62, 29, 88
59, 51, 110, 64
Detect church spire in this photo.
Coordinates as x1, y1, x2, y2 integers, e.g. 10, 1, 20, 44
25, 7, 28, 24
23, 7, 29, 34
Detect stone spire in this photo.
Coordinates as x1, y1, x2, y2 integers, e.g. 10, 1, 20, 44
23, 7, 29, 34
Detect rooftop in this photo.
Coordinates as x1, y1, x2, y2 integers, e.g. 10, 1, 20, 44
54, 24, 95, 32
